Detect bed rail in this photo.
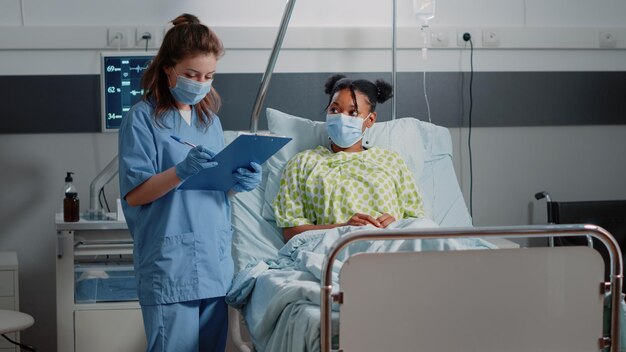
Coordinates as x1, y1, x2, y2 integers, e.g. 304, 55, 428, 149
320, 224, 623, 352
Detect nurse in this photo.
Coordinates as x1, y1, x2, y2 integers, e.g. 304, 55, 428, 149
118, 14, 261, 352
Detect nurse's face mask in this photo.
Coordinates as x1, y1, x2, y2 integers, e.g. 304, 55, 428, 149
169, 69, 213, 106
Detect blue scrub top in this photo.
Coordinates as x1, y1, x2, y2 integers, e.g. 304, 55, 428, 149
118, 100, 233, 306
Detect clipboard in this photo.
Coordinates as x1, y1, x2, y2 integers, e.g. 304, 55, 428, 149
179, 133, 292, 191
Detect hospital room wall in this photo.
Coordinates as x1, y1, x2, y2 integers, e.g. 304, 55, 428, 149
0, 0, 626, 350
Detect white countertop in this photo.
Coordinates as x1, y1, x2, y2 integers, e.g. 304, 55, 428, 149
55, 213, 128, 231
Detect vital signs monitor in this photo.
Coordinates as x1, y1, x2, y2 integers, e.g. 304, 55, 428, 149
100, 52, 155, 132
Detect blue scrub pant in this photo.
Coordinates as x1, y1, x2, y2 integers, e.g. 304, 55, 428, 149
141, 296, 228, 352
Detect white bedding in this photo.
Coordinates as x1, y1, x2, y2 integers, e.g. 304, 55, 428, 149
227, 109, 473, 274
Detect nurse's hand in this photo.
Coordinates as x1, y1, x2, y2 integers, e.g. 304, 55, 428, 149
232, 162, 262, 192
175, 145, 218, 182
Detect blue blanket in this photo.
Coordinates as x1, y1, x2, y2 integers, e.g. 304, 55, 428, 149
226, 218, 495, 352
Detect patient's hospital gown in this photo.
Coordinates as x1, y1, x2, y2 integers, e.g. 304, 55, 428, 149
274, 145, 424, 227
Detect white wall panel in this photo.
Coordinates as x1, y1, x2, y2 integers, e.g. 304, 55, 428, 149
20, 0, 163, 25
159, 0, 286, 27
5, 0, 626, 29
525, 0, 626, 27
0, 0, 23, 25
449, 125, 626, 227
430, 0, 525, 27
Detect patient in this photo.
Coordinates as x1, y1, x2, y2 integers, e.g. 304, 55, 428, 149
274, 74, 425, 241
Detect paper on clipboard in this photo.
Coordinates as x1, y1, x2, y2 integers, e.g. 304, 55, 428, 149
179, 133, 291, 191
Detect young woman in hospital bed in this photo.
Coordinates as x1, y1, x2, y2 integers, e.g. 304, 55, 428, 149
273, 74, 473, 247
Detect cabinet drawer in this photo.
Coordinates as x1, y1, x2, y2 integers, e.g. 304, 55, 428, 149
75, 309, 146, 352
0, 296, 15, 310
0, 271, 14, 296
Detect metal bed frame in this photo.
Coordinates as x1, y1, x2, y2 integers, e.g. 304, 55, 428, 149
320, 224, 623, 352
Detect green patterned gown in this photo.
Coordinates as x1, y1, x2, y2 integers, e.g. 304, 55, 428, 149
274, 145, 425, 228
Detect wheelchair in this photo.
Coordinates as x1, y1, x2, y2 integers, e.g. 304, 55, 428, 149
535, 191, 626, 292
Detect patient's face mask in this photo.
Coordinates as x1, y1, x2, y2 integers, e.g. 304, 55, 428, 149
326, 113, 370, 148
169, 74, 213, 106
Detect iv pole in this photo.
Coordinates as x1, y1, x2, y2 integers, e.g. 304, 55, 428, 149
249, 0, 298, 133
391, 0, 398, 120
248, 0, 399, 131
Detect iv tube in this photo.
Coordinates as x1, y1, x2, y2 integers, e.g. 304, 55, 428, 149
421, 22, 431, 60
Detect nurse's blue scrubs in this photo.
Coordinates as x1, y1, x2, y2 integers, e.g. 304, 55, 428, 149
118, 100, 233, 352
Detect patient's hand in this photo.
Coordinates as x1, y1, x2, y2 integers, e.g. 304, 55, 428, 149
377, 213, 396, 228
346, 213, 383, 228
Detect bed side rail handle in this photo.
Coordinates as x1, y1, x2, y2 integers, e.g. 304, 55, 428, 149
601, 281, 612, 295
332, 292, 344, 304
600, 337, 612, 349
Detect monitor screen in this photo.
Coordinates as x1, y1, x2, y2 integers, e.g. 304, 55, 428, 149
101, 51, 155, 132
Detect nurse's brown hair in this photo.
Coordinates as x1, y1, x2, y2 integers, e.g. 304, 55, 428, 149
142, 13, 224, 129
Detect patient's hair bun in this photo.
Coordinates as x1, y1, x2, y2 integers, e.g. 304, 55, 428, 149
324, 74, 347, 95
374, 79, 393, 103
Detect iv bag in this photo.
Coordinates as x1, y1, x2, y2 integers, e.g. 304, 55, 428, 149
413, 0, 436, 22
414, 0, 435, 60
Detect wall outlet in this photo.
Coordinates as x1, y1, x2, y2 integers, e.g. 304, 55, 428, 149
599, 31, 617, 48
431, 31, 449, 48
107, 27, 131, 48
457, 29, 477, 47
482, 29, 500, 47
135, 27, 161, 49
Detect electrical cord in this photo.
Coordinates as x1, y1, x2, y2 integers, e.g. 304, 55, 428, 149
463, 33, 475, 222
2, 333, 36, 351
99, 187, 111, 213
423, 71, 432, 124
142, 33, 152, 52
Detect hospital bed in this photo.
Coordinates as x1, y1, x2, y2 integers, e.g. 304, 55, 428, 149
224, 108, 624, 352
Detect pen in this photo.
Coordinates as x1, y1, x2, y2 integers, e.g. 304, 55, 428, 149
170, 135, 197, 148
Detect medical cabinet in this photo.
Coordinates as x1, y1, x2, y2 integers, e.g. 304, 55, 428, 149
55, 214, 146, 352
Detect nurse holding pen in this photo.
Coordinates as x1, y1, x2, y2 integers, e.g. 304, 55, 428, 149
118, 13, 261, 352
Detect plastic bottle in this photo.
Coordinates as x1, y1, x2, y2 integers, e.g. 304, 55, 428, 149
63, 172, 80, 222
413, 0, 436, 22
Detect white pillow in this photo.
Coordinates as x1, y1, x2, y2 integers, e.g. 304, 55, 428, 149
261, 108, 426, 221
